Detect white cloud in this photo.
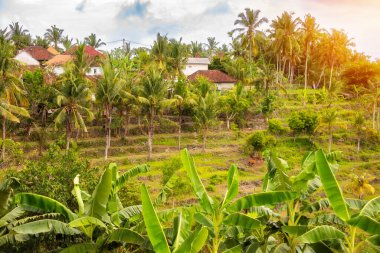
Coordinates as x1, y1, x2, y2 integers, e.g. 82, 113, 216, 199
0, 0, 379, 58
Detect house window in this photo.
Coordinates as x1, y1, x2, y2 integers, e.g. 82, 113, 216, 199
93, 68, 97, 75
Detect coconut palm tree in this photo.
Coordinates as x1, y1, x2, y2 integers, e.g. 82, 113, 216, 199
167, 38, 187, 79
138, 66, 168, 160
84, 33, 106, 48
270, 12, 301, 84
151, 33, 169, 70
230, 8, 268, 87
61, 35, 73, 51
96, 58, 125, 160
172, 77, 195, 150
205, 37, 219, 57
8, 22, 31, 50
301, 14, 320, 98
0, 36, 29, 161
322, 108, 338, 152
189, 41, 204, 57
52, 67, 93, 150
352, 112, 365, 152
33, 36, 49, 48
44, 25, 63, 51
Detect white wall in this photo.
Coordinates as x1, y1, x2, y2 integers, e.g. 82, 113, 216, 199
183, 64, 208, 76
216, 83, 235, 91
14, 52, 40, 66
53, 66, 65, 75
86, 67, 103, 76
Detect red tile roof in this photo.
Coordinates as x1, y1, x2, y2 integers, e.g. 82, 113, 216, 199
63, 45, 103, 57
21, 46, 54, 61
188, 70, 236, 83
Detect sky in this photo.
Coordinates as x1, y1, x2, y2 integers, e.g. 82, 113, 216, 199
1, 0, 380, 59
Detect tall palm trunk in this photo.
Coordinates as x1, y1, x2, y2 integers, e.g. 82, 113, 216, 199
66, 115, 71, 151
147, 108, 155, 161
124, 110, 130, 137
104, 105, 112, 160
303, 45, 309, 105
328, 62, 334, 90
1, 116, 5, 161
357, 137, 361, 152
178, 112, 182, 150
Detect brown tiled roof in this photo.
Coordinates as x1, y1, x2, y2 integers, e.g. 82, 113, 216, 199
63, 45, 103, 57
188, 70, 236, 83
21, 46, 54, 61
47, 46, 60, 55
45, 55, 74, 66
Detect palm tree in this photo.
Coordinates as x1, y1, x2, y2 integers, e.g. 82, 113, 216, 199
270, 12, 301, 85
301, 14, 320, 98
44, 25, 63, 51
138, 66, 168, 160
205, 37, 219, 57
194, 92, 219, 152
8, 22, 31, 50
230, 9, 268, 86
319, 29, 353, 90
61, 35, 73, 51
33, 36, 49, 48
151, 33, 169, 70
84, 33, 106, 48
167, 38, 187, 79
96, 58, 124, 160
322, 108, 338, 152
352, 112, 365, 152
0, 36, 29, 161
52, 67, 93, 150
189, 41, 204, 57
172, 77, 195, 150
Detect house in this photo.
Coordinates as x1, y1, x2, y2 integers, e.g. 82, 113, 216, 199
184, 57, 210, 76
14, 46, 54, 67
47, 46, 60, 56
188, 70, 237, 90
45, 45, 103, 76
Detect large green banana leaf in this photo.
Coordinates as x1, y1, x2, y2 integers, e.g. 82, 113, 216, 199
223, 213, 261, 229
0, 233, 29, 247
173, 212, 191, 249
85, 165, 112, 221
0, 206, 25, 227
181, 149, 214, 213
228, 191, 297, 212
359, 196, 380, 217
222, 164, 239, 207
141, 184, 170, 253
315, 150, 349, 221
348, 215, 380, 236
107, 228, 144, 245
60, 243, 98, 253
12, 219, 81, 235
298, 225, 345, 243
14, 193, 77, 221
114, 164, 149, 192
173, 227, 209, 253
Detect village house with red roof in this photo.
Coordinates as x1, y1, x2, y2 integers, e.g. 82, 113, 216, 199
188, 69, 237, 90
14, 46, 54, 68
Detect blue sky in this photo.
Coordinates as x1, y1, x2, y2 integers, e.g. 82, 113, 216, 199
1, 0, 380, 59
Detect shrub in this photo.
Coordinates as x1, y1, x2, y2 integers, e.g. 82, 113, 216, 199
245, 131, 276, 154
7, 143, 99, 210
268, 118, 286, 135
288, 110, 319, 136
0, 139, 24, 165
161, 157, 182, 184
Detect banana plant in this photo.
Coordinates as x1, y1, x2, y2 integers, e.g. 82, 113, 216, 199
12, 163, 149, 252
296, 150, 380, 253
141, 184, 209, 253
181, 148, 297, 253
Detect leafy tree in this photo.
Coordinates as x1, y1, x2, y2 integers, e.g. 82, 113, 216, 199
151, 33, 169, 70
220, 83, 250, 129
96, 58, 124, 160
0, 36, 29, 161
84, 33, 106, 48
261, 93, 277, 121
44, 25, 63, 51
138, 66, 168, 160
189, 41, 204, 57
352, 112, 365, 152
61, 35, 73, 51
8, 22, 31, 50
205, 37, 219, 57
52, 67, 93, 150
166, 38, 187, 79
33, 36, 49, 48
288, 110, 319, 138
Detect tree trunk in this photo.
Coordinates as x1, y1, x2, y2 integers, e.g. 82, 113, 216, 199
147, 109, 154, 161
178, 113, 182, 150
373, 101, 376, 129
226, 118, 230, 130
1, 116, 5, 161
357, 137, 361, 152
202, 128, 207, 153
328, 63, 334, 90
316, 66, 325, 89
124, 110, 130, 137
328, 125, 332, 153
105, 106, 112, 160
304, 45, 309, 91
276, 54, 279, 84
66, 116, 71, 151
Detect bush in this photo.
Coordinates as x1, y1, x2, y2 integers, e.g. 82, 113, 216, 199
245, 131, 276, 154
7, 143, 99, 210
161, 157, 182, 184
0, 139, 24, 165
288, 110, 319, 136
268, 119, 286, 135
